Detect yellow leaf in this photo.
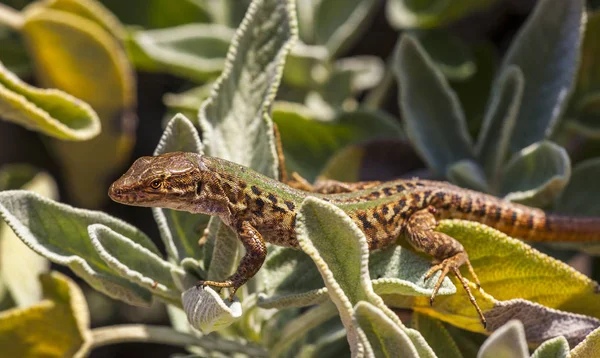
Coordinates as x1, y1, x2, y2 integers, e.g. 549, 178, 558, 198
21, 0, 136, 207
405, 220, 599, 336
0, 271, 91, 358
0, 61, 100, 140
571, 326, 600, 357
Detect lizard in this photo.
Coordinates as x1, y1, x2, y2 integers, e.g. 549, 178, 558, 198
108, 151, 600, 328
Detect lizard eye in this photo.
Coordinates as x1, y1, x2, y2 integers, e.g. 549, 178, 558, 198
150, 180, 162, 189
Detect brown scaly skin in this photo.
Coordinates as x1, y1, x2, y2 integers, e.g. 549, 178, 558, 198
109, 151, 600, 328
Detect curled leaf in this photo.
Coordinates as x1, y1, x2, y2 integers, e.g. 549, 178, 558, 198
500, 141, 571, 207
126, 24, 234, 81
0, 61, 99, 140
0, 190, 156, 306
0, 271, 91, 358
182, 286, 242, 333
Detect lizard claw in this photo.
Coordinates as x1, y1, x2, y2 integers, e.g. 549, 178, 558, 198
424, 253, 487, 328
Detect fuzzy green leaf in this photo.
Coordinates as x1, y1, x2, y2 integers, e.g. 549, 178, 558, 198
566, 10, 600, 134
281, 42, 328, 89
498, 0, 584, 152
500, 141, 570, 207
411, 313, 463, 358
273, 103, 402, 181
393, 35, 473, 175
258, 244, 455, 310
476, 66, 524, 182
126, 24, 234, 82
0, 191, 157, 306
88, 224, 182, 305
477, 320, 528, 358
0, 165, 56, 308
413, 30, 475, 80
182, 286, 242, 333
446, 160, 489, 193
552, 158, 600, 255
317, 56, 385, 109
556, 158, 600, 216
354, 301, 421, 358
386, 0, 499, 29
152, 114, 208, 262
295, 197, 438, 357
531, 336, 569, 358
101, 0, 212, 28
0, 61, 99, 140
314, 0, 381, 57
199, 0, 298, 179
0, 271, 91, 358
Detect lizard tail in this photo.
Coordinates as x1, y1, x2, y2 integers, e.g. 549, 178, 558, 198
435, 191, 600, 243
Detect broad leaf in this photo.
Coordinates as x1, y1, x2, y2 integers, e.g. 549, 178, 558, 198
282, 42, 328, 89
100, 0, 212, 28
477, 320, 527, 358
531, 336, 569, 358
258, 244, 455, 309
0, 272, 91, 358
386, 0, 499, 29
553, 158, 600, 255
413, 30, 475, 81
295, 197, 437, 357
199, 0, 298, 179
407, 220, 600, 337
152, 114, 208, 262
313, 0, 381, 57
0, 191, 157, 306
556, 158, 600, 216
88, 224, 182, 305
411, 313, 463, 358
126, 24, 234, 82
0, 61, 99, 140
446, 160, 488, 193
273, 102, 402, 181
500, 141, 570, 207
476, 66, 524, 183
354, 301, 418, 358
393, 35, 473, 175
566, 10, 600, 135
0, 165, 56, 308
21, 1, 136, 207
498, 0, 584, 153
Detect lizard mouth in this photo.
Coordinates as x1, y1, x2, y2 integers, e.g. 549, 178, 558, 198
108, 183, 153, 205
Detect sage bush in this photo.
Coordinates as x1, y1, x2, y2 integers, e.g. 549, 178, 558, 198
1, 0, 600, 357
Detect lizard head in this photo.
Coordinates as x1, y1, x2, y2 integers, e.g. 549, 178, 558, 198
109, 152, 212, 211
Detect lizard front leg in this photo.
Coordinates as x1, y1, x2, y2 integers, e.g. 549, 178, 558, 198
196, 221, 267, 300
405, 207, 486, 327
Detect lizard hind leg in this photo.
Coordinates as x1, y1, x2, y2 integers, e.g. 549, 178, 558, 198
406, 207, 486, 328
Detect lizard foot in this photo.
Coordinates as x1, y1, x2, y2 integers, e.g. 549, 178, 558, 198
424, 252, 486, 329
195, 279, 239, 301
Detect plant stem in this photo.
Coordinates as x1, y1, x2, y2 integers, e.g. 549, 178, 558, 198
90, 324, 268, 356
0, 3, 23, 31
